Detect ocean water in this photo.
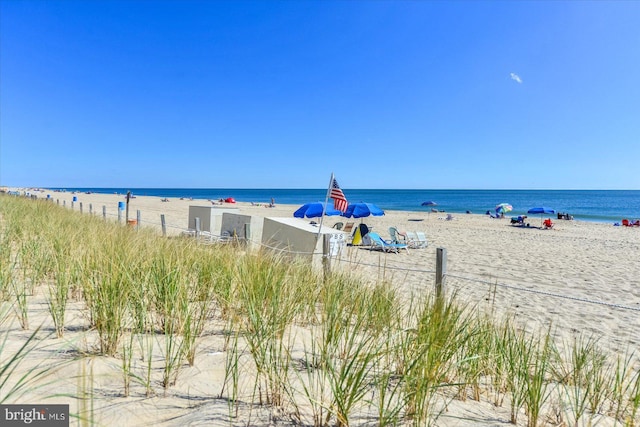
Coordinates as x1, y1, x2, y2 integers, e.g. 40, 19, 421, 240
48, 188, 640, 224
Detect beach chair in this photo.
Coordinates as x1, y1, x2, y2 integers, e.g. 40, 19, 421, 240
404, 231, 420, 248
415, 231, 429, 248
404, 231, 426, 248
199, 230, 234, 244
367, 232, 408, 253
622, 219, 631, 227
510, 215, 528, 227
388, 226, 407, 244
342, 222, 355, 233
543, 218, 554, 229
439, 213, 456, 220
332, 222, 344, 230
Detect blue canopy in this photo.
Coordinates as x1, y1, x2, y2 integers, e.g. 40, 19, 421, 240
527, 207, 555, 215
294, 202, 342, 218
342, 202, 385, 218
421, 201, 437, 206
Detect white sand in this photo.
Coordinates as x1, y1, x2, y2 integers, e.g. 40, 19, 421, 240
3, 188, 640, 426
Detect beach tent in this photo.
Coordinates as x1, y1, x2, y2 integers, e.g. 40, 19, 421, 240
351, 223, 371, 246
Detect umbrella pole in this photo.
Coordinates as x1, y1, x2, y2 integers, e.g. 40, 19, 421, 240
316, 173, 334, 241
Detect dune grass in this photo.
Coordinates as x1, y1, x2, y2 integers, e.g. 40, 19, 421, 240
1, 193, 639, 426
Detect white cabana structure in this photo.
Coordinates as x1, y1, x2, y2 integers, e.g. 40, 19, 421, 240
188, 205, 239, 234
262, 217, 347, 267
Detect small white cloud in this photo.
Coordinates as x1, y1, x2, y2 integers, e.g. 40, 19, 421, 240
510, 72, 522, 84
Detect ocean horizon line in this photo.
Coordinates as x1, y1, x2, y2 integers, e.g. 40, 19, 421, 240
35, 186, 640, 192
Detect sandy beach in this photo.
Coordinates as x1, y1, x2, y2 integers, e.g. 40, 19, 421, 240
3, 189, 640, 426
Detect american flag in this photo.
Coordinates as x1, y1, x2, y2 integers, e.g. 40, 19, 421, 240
330, 177, 348, 212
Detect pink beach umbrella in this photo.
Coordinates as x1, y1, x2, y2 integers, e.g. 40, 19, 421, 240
495, 203, 513, 214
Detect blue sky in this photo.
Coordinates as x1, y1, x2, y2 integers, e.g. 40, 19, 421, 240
1, 0, 639, 189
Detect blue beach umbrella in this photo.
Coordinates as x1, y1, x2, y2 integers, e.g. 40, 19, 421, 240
342, 202, 385, 218
294, 202, 342, 218
527, 207, 556, 226
421, 201, 437, 206
527, 207, 555, 215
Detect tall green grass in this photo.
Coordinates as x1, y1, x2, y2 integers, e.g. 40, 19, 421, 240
233, 251, 307, 407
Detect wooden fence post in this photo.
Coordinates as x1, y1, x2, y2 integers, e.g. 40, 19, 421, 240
435, 247, 447, 300
136, 210, 141, 231
79, 202, 83, 214
63, 200, 66, 208
195, 217, 201, 239
89, 203, 93, 215
102, 205, 107, 220
125, 191, 131, 222
244, 223, 251, 247
161, 214, 167, 237
323, 234, 331, 281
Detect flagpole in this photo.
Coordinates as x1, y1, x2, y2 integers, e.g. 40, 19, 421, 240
317, 172, 334, 240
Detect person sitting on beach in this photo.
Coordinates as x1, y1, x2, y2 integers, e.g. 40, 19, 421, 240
511, 215, 528, 226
